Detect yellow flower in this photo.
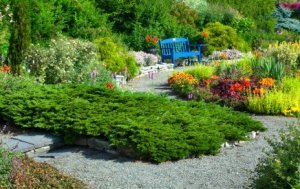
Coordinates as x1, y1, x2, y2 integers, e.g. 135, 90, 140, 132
168, 72, 197, 86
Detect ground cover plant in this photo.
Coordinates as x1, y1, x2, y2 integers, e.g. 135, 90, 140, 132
0, 149, 86, 188
0, 73, 264, 163
251, 123, 300, 189
0, 126, 85, 188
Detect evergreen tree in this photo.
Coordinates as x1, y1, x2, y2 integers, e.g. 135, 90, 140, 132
273, 6, 300, 33
7, 0, 31, 75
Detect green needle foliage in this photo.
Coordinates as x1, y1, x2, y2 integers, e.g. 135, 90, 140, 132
7, 0, 31, 75
0, 78, 265, 163
273, 6, 300, 33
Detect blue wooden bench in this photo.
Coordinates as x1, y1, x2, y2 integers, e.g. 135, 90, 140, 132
159, 38, 203, 66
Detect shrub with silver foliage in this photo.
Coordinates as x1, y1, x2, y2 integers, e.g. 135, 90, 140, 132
130, 51, 159, 67
24, 35, 111, 84
210, 49, 242, 60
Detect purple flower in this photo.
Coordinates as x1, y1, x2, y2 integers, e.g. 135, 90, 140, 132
112, 72, 117, 80
148, 71, 154, 80
90, 69, 97, 78
187, 92, 193, 100
124, 66, 127, 76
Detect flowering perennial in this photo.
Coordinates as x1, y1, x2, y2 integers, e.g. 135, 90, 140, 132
259, 78, 275, 88
145, 35, 159, 46
168, 72, 197, 86
280, 2, 300, 10
283, 106, 300, 116
0, 65, 10, 72
253, 88, 264, 95
105, 82, 114, 89
168, 72, 197, 96
200, 31, 209, 38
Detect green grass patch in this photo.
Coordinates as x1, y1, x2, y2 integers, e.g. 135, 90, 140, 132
0, 84, 265, 163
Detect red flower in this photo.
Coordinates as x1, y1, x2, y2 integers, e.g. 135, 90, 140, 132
204, 79, 212, 85
230, 83, 244, 92
105, 82, 114, 89
241, 79, 251, 88
0, 65, 10, 72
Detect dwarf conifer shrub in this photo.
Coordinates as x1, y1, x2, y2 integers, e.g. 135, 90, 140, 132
0, 82, 265, 163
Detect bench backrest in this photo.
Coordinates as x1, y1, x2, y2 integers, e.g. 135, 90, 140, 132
159, 38, 190, 56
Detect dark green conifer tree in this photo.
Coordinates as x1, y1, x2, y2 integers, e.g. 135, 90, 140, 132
8, 0, 31, 75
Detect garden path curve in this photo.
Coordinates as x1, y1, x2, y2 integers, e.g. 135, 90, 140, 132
43, 68, 297, 189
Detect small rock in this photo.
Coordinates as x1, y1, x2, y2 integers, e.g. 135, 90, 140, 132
26, 150, 35, 157
234, 141, 246, 147
88, 138, 110, 151
251, 131, 256, 139
106, 149, 120, 156
74, 137, 88, 146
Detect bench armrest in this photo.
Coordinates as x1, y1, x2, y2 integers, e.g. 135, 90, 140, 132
190, 44, 206, 51
160, 47, 175, 50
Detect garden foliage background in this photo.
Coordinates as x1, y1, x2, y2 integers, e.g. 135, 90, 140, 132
1, 0, 300, 187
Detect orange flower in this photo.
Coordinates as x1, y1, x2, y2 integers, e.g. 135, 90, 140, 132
254, 51, 261, 58
253, 88, 264, 95
259, 78, 275, 87
105, 82, 114, 89
168, 72, 197, 86
220, 52, 228, 60
145, 35, 159, 45
210, 75, 219, 80
200, 31, 209, 38
241, 77, 250, 82
204, 79, 212, 85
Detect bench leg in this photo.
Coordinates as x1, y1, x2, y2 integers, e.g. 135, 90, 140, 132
172, 57, 176, 68
197, 53, 201, 63
197, 45, 203, 63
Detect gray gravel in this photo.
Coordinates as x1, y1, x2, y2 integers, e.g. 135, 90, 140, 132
46, 69, 298, 189
47, 116, 297, 189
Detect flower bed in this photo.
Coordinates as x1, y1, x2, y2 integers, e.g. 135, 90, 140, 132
168, 45, 300, 116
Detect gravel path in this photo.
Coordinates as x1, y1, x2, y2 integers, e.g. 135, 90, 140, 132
45, 68, 297, 189
125, 70, 174, 93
